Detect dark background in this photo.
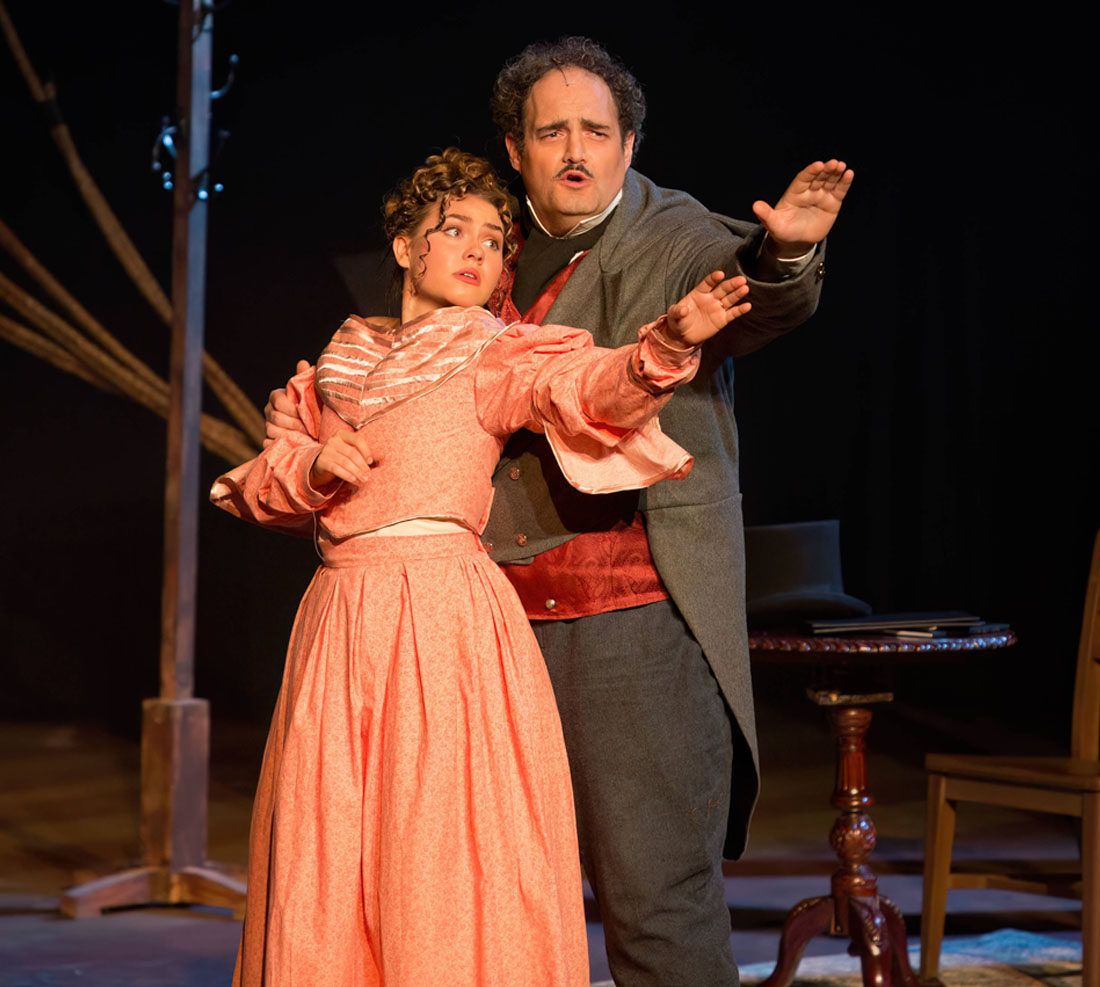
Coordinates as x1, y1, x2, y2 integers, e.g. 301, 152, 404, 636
1, 4, 1095, 744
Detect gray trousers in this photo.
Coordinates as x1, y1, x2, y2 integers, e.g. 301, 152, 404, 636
532, 598, 738, 987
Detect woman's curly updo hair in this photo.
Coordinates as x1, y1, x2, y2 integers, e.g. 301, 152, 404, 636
490, 37, 645, 156
382, 148, 518, 272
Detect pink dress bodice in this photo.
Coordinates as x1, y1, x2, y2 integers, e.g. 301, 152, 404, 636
211, 306, 697, 545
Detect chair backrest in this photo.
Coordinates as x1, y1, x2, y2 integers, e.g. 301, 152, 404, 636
1069, 529, 1100, 760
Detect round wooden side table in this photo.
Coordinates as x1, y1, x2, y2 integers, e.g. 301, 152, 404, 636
747, 629, 1017, 987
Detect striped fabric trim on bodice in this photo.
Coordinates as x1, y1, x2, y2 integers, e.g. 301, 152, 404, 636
315, 306, 508, 428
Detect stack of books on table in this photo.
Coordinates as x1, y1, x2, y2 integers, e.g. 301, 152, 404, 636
803, 611, 1009, 638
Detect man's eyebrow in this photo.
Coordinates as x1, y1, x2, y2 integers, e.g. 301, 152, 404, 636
533, 119, 613, 134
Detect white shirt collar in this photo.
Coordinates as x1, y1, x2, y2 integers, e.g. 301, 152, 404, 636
526, 188, 623, 239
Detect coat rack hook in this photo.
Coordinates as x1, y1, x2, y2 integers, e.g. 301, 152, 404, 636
152, 117, 179, 190
211, 53, 238, 100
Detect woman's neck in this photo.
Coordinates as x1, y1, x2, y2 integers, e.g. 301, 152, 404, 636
401, 300, 432, 324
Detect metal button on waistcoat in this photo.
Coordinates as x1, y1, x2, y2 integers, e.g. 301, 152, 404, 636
509, 467, 521, 480
545, 599, 557, 611
515, 533, 528, 547
482, 541, 494, 554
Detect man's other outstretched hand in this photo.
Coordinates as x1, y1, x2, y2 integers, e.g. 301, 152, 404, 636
753, 159, 855, 258
665, 272, 751, 346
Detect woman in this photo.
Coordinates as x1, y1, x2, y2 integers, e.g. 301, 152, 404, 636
212, 148, 750, 986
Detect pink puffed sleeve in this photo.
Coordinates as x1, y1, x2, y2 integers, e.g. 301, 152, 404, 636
474, 320, 697, 494
210, 366, 337, 533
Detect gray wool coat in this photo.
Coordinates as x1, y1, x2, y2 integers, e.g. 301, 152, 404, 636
483, 168, 824, 858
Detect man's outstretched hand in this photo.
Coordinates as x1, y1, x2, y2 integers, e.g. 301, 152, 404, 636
665, 272, 751, 347
263, 359, 313, 448
753, 159, 854, 258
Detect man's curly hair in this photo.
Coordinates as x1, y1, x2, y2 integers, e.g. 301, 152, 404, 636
490, 37, 645, 156
381, 148, 517, 292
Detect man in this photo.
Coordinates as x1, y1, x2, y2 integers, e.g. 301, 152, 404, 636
268, 37, 851, 986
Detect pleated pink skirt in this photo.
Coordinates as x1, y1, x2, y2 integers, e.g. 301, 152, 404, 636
233, 531, 588, 986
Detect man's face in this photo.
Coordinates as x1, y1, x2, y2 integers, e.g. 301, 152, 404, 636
506, 66, 634, 237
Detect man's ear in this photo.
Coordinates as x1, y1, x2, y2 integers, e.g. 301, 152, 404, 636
505, 133, 522, 172
623, 131, 635, 169
392, 234, 411, 271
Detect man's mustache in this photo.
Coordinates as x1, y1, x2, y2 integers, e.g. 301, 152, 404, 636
554, 164, 594, 180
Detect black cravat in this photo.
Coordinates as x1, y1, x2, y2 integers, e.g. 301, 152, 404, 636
511, 210, 614, 315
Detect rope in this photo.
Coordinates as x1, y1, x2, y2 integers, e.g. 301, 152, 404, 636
201, 344, 266, 448
0, 269, 166, 409
0, 310, 256, 465
1, 0, 266, 446
0, 1, 44, 101
0, 311, 119, 393
198, 412, 258, 465
0, 218, 163, 391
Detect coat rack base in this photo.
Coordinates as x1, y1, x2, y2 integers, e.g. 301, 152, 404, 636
60, 862, 246, 919
58, 697, 247, 920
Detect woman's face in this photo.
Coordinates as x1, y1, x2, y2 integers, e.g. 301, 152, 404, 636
393, 194, 506, 321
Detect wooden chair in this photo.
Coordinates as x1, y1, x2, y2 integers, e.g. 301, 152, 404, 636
920, 529, 1100, 987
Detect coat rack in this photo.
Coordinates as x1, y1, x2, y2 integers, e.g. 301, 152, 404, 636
60, 0, 246, 919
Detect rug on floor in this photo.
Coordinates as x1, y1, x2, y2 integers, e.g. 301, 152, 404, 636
734, 928, 1082, 986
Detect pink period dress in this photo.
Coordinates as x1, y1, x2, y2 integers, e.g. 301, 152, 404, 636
211, 306, 696, 986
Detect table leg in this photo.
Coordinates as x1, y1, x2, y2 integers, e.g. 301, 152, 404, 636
757, 896, 833, 987
848, 893, 891, 986
882, 895, 943, 986
844, 892, 940, 987
827, 705, 878, 919
756, 702, 939, 987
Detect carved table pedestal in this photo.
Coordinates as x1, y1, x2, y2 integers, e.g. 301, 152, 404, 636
748, 629, 1016, 987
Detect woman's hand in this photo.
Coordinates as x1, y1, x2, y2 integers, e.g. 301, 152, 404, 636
309, 430, 375, 488
664, 272, 751, 347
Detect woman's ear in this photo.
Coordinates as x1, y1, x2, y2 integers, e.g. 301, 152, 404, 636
392, 234, 411, 271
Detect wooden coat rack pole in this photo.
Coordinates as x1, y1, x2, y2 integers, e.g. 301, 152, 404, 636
60, 0, 246, 918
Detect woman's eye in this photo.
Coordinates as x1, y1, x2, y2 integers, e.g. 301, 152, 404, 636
443, 226, 460, 237
484, 238, 501, 251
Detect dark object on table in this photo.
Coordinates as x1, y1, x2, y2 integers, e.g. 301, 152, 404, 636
804, 611, 982, 636
920, 528, 1100, 987
745, 520, 871, 624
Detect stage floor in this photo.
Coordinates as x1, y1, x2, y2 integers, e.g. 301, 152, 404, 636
0, 682, 1083, 985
